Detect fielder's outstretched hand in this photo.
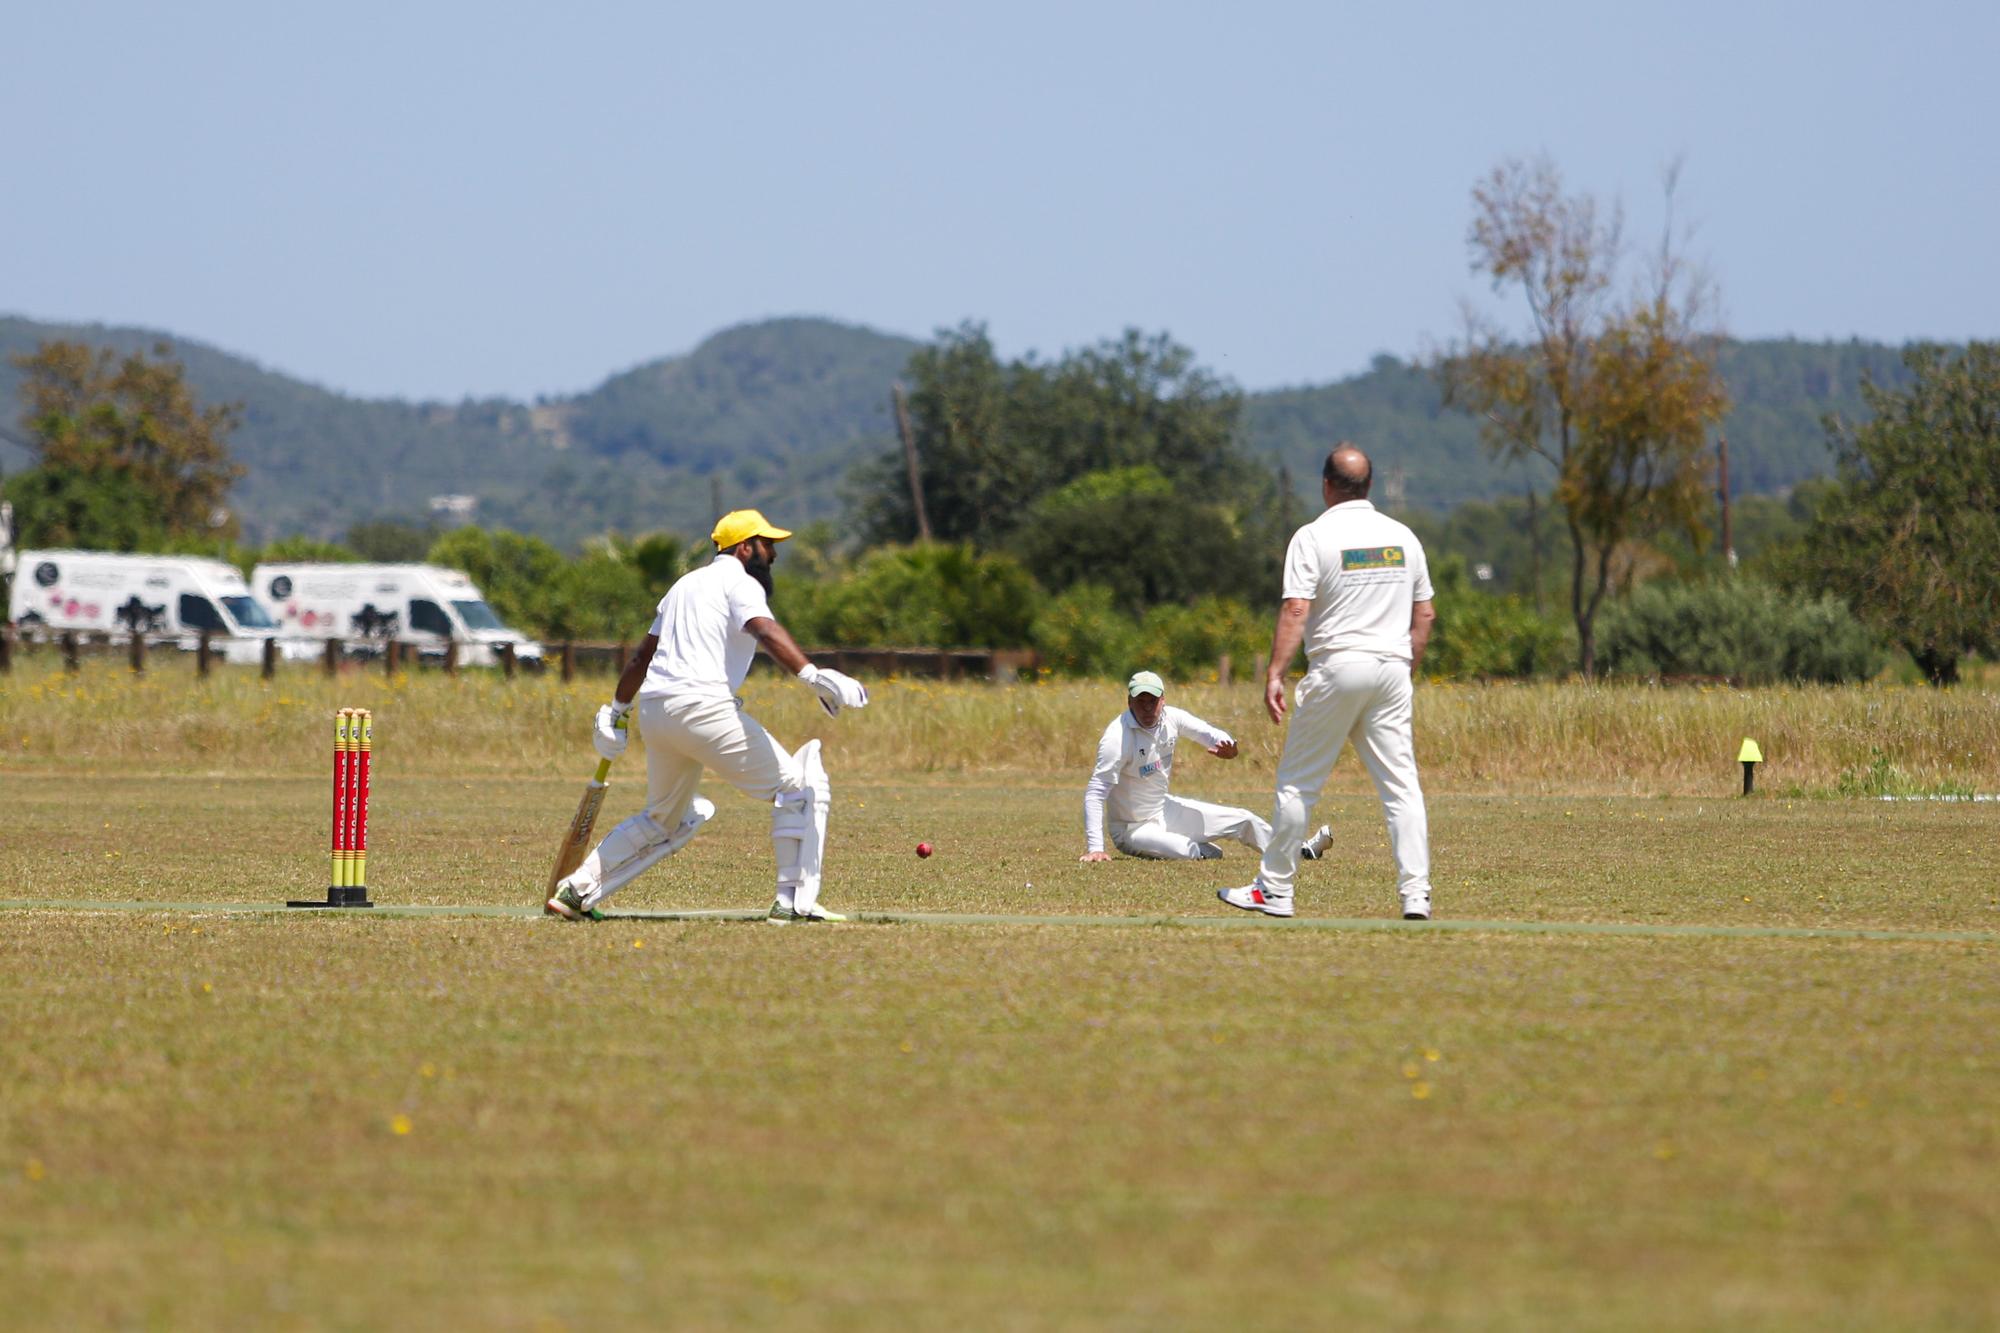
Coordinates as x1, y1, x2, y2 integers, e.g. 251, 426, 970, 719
592, 702, 630, 760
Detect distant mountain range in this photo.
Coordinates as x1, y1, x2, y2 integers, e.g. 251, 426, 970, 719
0, 314, 1915, 547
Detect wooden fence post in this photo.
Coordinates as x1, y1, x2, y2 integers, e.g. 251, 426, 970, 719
561, 641, 576, 683
128, 631, 146, 674
443, 639, 459, 676
262, 636, 278, 680
63, 631, 81, 674
0, 622, 12, 674
1218, 653, 1232, 686
323, 639, 339, 676
196, 631, 212, 678
499, 641, 516, 679
385, 639, 401, 674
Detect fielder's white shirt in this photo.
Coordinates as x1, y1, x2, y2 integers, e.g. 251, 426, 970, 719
639, 555, 773, 700
1282, 500, 1433, 665
1083, 705, 1233, 853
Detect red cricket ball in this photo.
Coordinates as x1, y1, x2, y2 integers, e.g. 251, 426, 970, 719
915, 842, 934, 858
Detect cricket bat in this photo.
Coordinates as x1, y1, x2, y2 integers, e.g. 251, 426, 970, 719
544, 715, 626, 906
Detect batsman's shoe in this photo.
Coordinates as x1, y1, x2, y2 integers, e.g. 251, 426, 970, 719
1401, 890, 1432, 921
545, 884, 599, 922
1195, 842, 1225, 860
1300, 825, 1334, 860
766, 900, 850, 924
1216, 884, 1294, 918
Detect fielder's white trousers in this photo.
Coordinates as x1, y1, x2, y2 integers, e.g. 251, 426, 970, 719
639, 693, 804, 829
1256, 655, 1430, 901
1111, 796, 1271, 860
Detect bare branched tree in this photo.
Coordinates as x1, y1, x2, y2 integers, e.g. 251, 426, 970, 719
1437, 156, 1729, 676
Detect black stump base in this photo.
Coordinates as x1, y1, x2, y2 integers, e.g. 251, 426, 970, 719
288, 886, 375, 908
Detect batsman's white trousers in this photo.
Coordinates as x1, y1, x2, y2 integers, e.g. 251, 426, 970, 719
1256, 655, 1430, 900
1111, 796, 1271, 860
638, 693, 805, 831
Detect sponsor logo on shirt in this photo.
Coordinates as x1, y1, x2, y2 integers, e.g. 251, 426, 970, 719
1341, 546, 1406, 571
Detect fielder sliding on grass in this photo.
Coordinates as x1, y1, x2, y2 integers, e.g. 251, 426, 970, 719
1218, 444, 1437, 921
546, 509, 871, 924
1080, 670, 1331, 864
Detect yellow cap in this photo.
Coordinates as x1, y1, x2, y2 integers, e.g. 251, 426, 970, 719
711, 509, 793, 550
1738, 737, 1763, 764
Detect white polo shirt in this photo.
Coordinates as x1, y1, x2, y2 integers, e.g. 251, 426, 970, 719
1281, 500, 1433, 665
639, 555, 773, 700
1082, 705, 1233, 851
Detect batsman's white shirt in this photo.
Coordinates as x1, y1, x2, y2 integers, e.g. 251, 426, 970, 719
1282, 500, 1433, 665
1083, 706, 1232, 854
640, 555, 772, 701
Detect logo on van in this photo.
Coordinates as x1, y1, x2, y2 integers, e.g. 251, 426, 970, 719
115, 597, 167, 634
353, 604, 401, 639
33, 561, 58, 587
268, 576, 293, 600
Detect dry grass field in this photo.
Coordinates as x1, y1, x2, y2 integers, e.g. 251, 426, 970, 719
3, 658, 1997, 1328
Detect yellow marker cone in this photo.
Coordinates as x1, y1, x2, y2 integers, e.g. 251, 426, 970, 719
1739, 737, 1762, 795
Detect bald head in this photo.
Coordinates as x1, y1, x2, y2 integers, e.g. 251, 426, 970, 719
1322, 444, 1372, 502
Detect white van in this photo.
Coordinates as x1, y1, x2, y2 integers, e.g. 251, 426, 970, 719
8, 550, 289, 665
251, 562, 542, 667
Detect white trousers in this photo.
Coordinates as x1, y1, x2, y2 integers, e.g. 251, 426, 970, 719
1111, 795, 1271, 860
638, 693, 804, 829
560, 694, 813, 909
1257, 656, 1430, 901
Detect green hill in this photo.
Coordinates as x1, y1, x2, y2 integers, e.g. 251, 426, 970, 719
1243, 341, 1913, 510
0, 316, 920, 547
0, 314, 1923, 548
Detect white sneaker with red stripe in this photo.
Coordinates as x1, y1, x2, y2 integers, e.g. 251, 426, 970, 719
1216, 884, 1294, 918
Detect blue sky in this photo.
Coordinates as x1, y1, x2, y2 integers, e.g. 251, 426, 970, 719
3, 1, 1993, 401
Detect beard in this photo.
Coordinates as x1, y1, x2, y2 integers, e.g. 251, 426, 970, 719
743, 551, 774, 596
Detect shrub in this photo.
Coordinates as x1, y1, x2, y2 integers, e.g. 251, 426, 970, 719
1132, 598, 1269, 681
1424, 556, 1572, 679
1596, 578, 1885, 684
1029, 584, 1140, 678
777, 543, 1042, 649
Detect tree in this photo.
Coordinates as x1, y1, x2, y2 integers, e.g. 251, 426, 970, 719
1795, 343, 2000, 685
1438, 158, 1729, 675
855, 325, 1261, 532
773, 543, 1042, 649
11, 341, 244, 541
426, 527, 570, 638
1007, 465, 1278, 615
1, 464, 166, 551
346, 519, 442, 562
849, 324, 1281, 612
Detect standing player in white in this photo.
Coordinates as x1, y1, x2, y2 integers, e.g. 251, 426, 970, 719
546, 510, 871, 923
1218, 444, 1437, 920
1080, 671, 1331, 864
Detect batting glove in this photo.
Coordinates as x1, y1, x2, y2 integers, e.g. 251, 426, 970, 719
797, 663, 869, 717
592, 701, 631, 760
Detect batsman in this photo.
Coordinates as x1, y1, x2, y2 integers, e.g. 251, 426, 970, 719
546, 510, 870, 923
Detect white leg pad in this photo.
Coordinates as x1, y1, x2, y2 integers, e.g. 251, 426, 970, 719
565, 796, 715, 910
771, 739, 830, 912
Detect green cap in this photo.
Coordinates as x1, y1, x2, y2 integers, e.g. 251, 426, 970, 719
1127, 670, 1165, 698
